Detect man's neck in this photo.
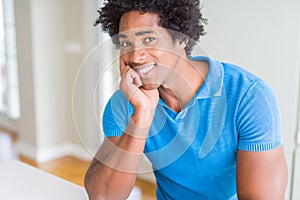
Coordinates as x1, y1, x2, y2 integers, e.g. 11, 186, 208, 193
158, 59, 209, 112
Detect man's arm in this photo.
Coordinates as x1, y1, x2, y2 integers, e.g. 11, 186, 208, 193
236, 146, 288, 200
84, 110, 153, 200
84, 56, 159, 199
84, 136, 137, 200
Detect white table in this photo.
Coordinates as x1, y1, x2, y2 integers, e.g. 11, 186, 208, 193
0, 160, 142, 200
0, 160, 89, 200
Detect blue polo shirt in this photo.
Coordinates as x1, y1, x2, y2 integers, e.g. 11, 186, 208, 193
102, 56, 282, 199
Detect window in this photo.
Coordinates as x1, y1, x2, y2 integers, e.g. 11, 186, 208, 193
0, 0, 20, 119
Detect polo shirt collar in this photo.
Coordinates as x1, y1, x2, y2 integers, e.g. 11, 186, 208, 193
192, 56, 224, 99
158, 56, 224, 111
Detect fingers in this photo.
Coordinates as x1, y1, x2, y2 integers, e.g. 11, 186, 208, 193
119, 57, 130, 76
120, 70, 140, 92
132, 72, 142, 87
121, 67, 142, 87
119, 61, 143, 103
119, 56, 142, 88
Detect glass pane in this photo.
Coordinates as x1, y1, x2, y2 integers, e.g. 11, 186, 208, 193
0, 0, 7, 114
2, 0, 14, 24
7, 82, 19, 118
6, 59, 17, 85
0, 67, 7, 114
4, 26, 16, 57
0, 0, 20, 118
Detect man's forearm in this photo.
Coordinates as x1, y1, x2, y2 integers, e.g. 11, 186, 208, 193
85, 137, 144, 200
84, 110, 154, 200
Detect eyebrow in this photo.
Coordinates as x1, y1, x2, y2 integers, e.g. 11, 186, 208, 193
118, 30, 156, 39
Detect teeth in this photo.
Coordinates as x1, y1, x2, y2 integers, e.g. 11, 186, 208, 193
140, 64, 154, 74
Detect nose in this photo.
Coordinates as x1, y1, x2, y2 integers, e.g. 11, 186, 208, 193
128, 48, 147, 65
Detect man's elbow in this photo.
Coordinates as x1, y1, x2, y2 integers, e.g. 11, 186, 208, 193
237, 172, 288, 200
84, 168, 105, 200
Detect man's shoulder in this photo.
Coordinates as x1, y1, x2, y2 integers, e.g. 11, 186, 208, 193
219, 61, 267, 95
105, 89, 131, 111
221, 62, 260, 84
108, 89, 129, 103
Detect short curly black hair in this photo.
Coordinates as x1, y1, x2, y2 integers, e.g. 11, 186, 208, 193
95, 0, 207, 56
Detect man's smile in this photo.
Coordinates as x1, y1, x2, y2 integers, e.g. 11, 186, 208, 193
139, 64, 155, 74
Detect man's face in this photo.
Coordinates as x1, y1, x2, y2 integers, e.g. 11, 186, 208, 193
118, 11, 186, 90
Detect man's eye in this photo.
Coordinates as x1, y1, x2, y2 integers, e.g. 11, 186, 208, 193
120, 41, 131, 47
144, 37, 155, 43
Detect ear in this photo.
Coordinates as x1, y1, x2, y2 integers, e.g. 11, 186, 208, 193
176, 38, 188, 49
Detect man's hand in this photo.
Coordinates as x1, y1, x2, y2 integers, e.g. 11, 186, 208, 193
119, 58, 159, 118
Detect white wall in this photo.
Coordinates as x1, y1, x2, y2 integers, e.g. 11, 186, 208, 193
201, 1, 300, 199
30, 0, 70, 151
9, 0, 99, 162
14, 0, 37, 152
292, 146, 300, 199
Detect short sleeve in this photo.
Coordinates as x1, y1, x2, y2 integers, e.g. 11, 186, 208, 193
102, 90, 131, 137
236, 80, 282, 151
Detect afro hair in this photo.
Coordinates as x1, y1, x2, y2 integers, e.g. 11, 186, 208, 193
95, 0, 207, 56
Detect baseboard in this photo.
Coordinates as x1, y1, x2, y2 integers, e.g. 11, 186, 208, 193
14, 142, 93, 163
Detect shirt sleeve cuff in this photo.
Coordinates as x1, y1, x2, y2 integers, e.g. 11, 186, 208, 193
238, 139, 282, 152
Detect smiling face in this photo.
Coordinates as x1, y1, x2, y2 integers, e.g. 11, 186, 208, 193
118, 11, 187, 90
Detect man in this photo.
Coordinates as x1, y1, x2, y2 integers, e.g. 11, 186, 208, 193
84, 0, 288, 199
